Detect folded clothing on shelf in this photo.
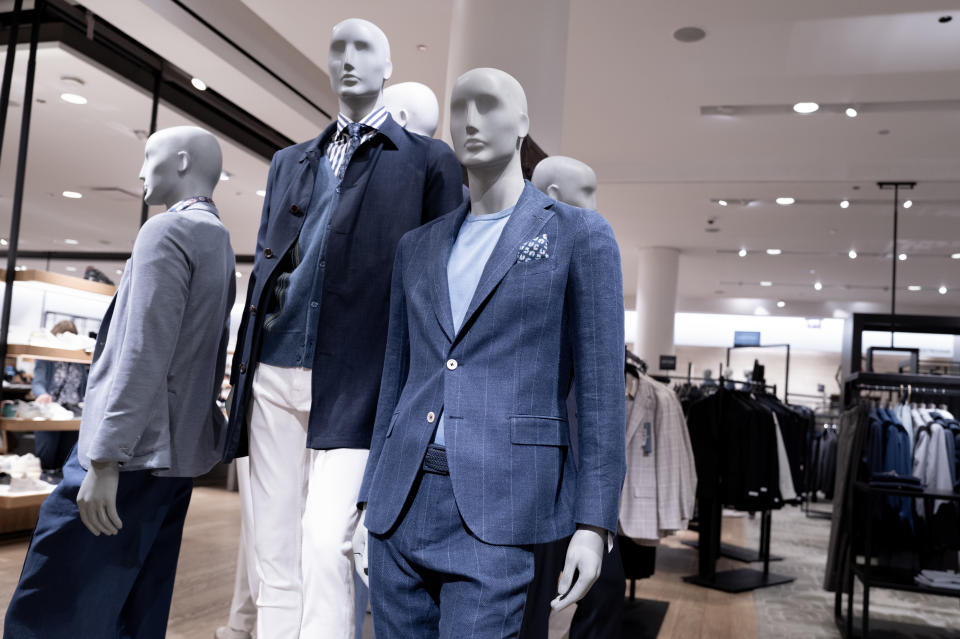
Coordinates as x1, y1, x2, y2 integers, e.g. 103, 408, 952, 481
6, 326, 96, 352
13, 400, 75, 421
0, 452, 41, 481
83, 265, 115, 286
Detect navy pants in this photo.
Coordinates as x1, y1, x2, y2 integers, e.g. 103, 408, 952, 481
369, 466, 535, 639
34, 430, 79, 471
4, 447, 193, 639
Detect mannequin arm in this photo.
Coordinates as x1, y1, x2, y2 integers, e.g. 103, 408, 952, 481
352, 506, 369, 587
551, 525, 605, 610
76, 460, 123, 536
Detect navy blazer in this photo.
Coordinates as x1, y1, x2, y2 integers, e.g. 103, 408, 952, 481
224, 115, 464, 458
359, 183, 626, 545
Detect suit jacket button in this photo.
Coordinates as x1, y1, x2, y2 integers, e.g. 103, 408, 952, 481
264, 248, 274, 258
239, 362, 247, 374
290, 204, 300, 215
427, 411, 436, 424
446, 359, 458, 371
249, 305, 256, 315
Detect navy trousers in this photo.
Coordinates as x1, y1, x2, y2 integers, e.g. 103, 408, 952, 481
4, 447, 193, 639
369, 465, 535, 639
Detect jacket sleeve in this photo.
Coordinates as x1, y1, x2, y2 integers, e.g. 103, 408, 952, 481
567, 210, 626, 535
85, 216, 192, 465
230, 152, 278, 387
358, 237, 410, 504
421, 142, 464, 224
31, 360, 51, 397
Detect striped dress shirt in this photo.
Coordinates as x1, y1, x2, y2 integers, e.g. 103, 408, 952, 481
326, 105, 390, 176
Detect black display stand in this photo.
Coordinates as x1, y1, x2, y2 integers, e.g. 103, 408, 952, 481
622, 598, 669, 639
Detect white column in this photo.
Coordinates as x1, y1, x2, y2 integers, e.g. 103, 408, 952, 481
634, 248, 679, 373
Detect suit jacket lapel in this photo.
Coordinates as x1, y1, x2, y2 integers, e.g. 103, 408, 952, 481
431, 200, 470, 342
454, 182, 554, 342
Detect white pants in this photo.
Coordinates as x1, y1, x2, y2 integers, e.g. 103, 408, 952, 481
248, 364, 369, 639
227, 456, 259, 633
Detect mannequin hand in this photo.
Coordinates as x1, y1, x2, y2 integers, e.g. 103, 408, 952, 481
35, 394, 52, 404
76, 460, 123, 536
550, 525, 605, 611
352, 507, 369, 587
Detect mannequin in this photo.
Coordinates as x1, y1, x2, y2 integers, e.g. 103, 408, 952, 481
223, 17, 463, 639
356, 68, 625, 638
531, 155, 597, 209
5, 126, 236, 638
383, 81, 440, 137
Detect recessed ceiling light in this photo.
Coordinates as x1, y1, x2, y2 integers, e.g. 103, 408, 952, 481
59, 93, 87, 105
754, 306, 770, 316
840, 199, 850, 209
63, 238, 79, 245
898, 253, 907, 261
219, 171, 230, 181
908, 285, 922, 291
766, 248, 782, 255
255, 189, 266, 197
673, 26, 706, 43
775, 197, 795, 206
760, 281, 773, 287
115, 269, 123, 275
717, 199, 728, 206
952, 253, 960, 259
878, 129, 890, 135
777, 300, 786, 308
793, 102, 819, 114
848, 249, 858, 259
845, 107, 858, 118
62, 190, 82, 199
939, 285, 948, 295
65, 266, 77, 272
235, 271, 242, 278
814, 281, 823, 291
903, 199, 913, 209
191, 77, 207, 91
416, 43, 429, 51
0, 238, 7, 246
738, 248, 747, 257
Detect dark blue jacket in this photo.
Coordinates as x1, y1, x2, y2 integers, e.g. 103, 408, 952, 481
224, 115, 463, 458
358, 183, 626, 545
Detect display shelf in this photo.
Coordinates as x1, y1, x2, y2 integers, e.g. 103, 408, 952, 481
0, 418, 81, 432
0, 268, 116, 296
0, 489, 51, 510
853, 565, 960, 599
5, 343, 91, 364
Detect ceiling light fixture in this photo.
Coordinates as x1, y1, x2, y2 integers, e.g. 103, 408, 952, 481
416, 43, 429, 51
754, 306, 770, 316
235, 271, 242, 279
845, 107, 858, 118
65, 266, 77, 272
939, 285, 948, 295
898, 253, 907, 261
673, 27, 707, 43
219, 171, 230, 181
793, 102, 820, 114
777, 300, 786, 308
191, 77, 207, 91
62, 190, 82, 199
760, 281, 773, 287
738, 248, 747, 257
952, 253, 960, 259
848, 249, 858, 259
775, 197, 795, 206
255, 189, 266, 197
840, 199, 850, 209
814, 281, 823, 291
63, 238, 79, 245
59, 93, 87, 105
903, 199, 913, 209
115, 269, 123, 275
0, 238, 7, 246
717, 199, 728, 206
908, 285, 922, 291
766, 248, 782, 255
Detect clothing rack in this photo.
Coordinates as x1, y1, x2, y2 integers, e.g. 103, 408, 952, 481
726, 343, 790, 401
683, 380, 795, 592
803, 416, 839, 521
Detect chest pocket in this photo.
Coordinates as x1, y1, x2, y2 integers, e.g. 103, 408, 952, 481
511, 256, 558, 276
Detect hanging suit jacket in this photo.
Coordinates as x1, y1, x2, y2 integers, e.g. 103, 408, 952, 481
223, 115, 463, 458
358, 183, 626, 546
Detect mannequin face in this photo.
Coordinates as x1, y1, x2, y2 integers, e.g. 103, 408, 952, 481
383, 82, 439, 137
328, 19, 392, 100
138, 126, 222, 208
139, 133, 184, 206
532, 156, 598, 209
449, 69, 529, 169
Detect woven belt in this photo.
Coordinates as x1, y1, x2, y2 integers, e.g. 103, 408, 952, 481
422, 444, 449, 475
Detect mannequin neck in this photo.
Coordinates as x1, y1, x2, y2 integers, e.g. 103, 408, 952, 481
163, 178, 215, 209
339, 91, 385, 123
466, 152, 525, 216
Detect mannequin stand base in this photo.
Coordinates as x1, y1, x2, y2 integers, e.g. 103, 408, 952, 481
683, 568, 794, 593
622, 598, 669, 639
682, 540, 783, 563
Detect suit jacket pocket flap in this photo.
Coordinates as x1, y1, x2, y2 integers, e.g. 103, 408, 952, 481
510, 415, 570, 446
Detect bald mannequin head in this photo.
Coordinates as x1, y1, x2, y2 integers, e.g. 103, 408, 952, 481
449, 68, 529, 169
329, 18, 392, 105
138, 126, 222, 208
383, 82, 440, 137
532, 156, 598, 209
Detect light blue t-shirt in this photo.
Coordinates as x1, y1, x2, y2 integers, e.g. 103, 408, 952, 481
434, 206, 514, 445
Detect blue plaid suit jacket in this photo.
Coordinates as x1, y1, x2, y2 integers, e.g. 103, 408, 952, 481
359, 182, 626, 545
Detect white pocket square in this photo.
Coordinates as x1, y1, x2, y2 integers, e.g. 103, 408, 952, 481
517, 233, 550, 262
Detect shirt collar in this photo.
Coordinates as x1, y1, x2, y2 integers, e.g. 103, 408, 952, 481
335, 105, 389, 138
168, 196, 217, 215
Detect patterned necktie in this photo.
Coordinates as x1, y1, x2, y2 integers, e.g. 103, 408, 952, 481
338, 122, 367, 180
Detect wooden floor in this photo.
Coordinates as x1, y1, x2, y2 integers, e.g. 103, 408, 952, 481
0, 487, 760, 639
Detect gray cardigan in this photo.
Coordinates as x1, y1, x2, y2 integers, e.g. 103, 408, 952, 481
79, 201, 235, 477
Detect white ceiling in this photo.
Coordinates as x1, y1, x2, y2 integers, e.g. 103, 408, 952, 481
2, 0, 960, 319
